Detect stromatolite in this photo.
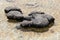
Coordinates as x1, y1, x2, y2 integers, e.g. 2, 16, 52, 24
4, 6, 23, 21
16, 12, 55, 29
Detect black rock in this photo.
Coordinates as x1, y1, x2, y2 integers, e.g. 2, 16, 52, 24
29, 12, 55, 24
16, 12, 55, 28
4, 6, 22, 13
6, 11, 24, 21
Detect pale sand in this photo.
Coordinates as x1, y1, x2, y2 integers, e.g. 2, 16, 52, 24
0, 0, 60, 40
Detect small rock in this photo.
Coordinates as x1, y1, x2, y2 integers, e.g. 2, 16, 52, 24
6, 11, 23, 21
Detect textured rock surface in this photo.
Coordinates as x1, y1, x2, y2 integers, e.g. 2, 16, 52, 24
29, 12, 55, 24
0, 0, 60, 40
4, 6, 24, 21
6, 11, 23, 21
17, 12, 54, 28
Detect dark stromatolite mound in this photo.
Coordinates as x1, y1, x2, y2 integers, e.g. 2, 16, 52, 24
4, 6, 22, 13
4, 6, 24, 21
31, 17, 49, 28
29, 12, 55, 24
6, 11, 24, 21
16, 12, 55, 29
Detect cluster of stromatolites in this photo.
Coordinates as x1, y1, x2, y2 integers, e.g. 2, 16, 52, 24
4, 6, 55, 29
